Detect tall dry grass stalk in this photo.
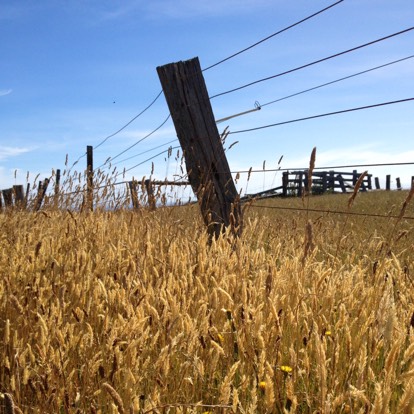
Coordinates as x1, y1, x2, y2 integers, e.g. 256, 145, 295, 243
1, 189, 414, 412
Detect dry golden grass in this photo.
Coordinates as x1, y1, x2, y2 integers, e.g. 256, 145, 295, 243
1, 188, 414, 413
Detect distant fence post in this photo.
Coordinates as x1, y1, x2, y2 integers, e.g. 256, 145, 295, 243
386, 175, 391, 191
34, 179, 49, 211
329, 170, 335, 192
157, 57, 242, 238
54, 169, 61, 209
367, 175, 372, 190
13, 185, 25, 209
128, 180, 140, 210
375, 177, 380, 190
297, 172, 303, 197
144, 179, 156, 211
87, 146, 94, 211
2, 189, 13, 208
352, 170, 358, 186
321, 172, 327, 193
396, 177, 402, 190
282, 172, 289, 197
336, 174, 346, 193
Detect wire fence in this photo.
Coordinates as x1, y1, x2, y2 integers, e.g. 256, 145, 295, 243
3, 3, 414, 220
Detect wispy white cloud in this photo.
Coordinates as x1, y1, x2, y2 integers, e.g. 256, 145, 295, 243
0, 146, 32, 161
145, 0, 273, 19
96, 2, 142, 22
0, 89, 12, 96
0, 4, 28, 20
89, 0, 274, 22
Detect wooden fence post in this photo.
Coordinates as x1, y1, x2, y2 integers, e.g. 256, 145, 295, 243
13, 185, 25, 209
2, 189, 13, 208
386, 175, 391, 191
128, 181, 140, 210
297, 172, 303, 197
282, 172, 289, 197
53, 169, 61, 209
321, 172, 327, 193
157, 57, 242, 238
34, 179, 49, 211
336, 175, 346, 193
396, 177, 402, 190
375, 177, 380, 190
87, 146, 94, 211
329, 170, 335, 191
145, 179, 156, 211
352, 170, 358, 186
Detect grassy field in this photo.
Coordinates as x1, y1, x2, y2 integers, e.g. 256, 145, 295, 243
1, 190, 414, 413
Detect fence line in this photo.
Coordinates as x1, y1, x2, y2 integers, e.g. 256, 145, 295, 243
247, 204, 414, 220
1, 160, 412, 210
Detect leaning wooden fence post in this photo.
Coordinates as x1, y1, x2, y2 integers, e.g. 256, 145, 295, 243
86, 146, 94, 211
157, 57, 242, 238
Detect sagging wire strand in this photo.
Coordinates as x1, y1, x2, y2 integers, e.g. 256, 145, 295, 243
260, 54, 414, 108
248, 204, 414, 220
111, 138, 179, 166
65, 90, 164, 173
229, 97, 414, 134
202, 0, 344, 71
231, 161, 414, 175
210, 26, 414, 99
94, 90, 164, 150
94, 114, 171, 171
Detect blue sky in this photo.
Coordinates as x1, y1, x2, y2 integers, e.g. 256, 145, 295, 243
1, 0, 414, 196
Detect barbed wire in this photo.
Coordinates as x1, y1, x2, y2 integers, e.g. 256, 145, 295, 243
210, 26, 414, 99
95, 114, 171, 171
111, 138, 178, 166
230, 161, 414, 175
260, 54, 414, 108
94, 90, 164, 150
229, 97, 414, 134
65, 90, 164, 172
202, 0, 344, 71
112, 145, 181, 180
248, 204, 414, 220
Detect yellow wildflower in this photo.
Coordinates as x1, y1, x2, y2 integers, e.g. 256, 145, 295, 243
280, 365, 292, 374
258, 381, 267, 390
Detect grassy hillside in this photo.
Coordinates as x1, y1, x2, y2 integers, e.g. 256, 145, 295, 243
1, 190, 414, 413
